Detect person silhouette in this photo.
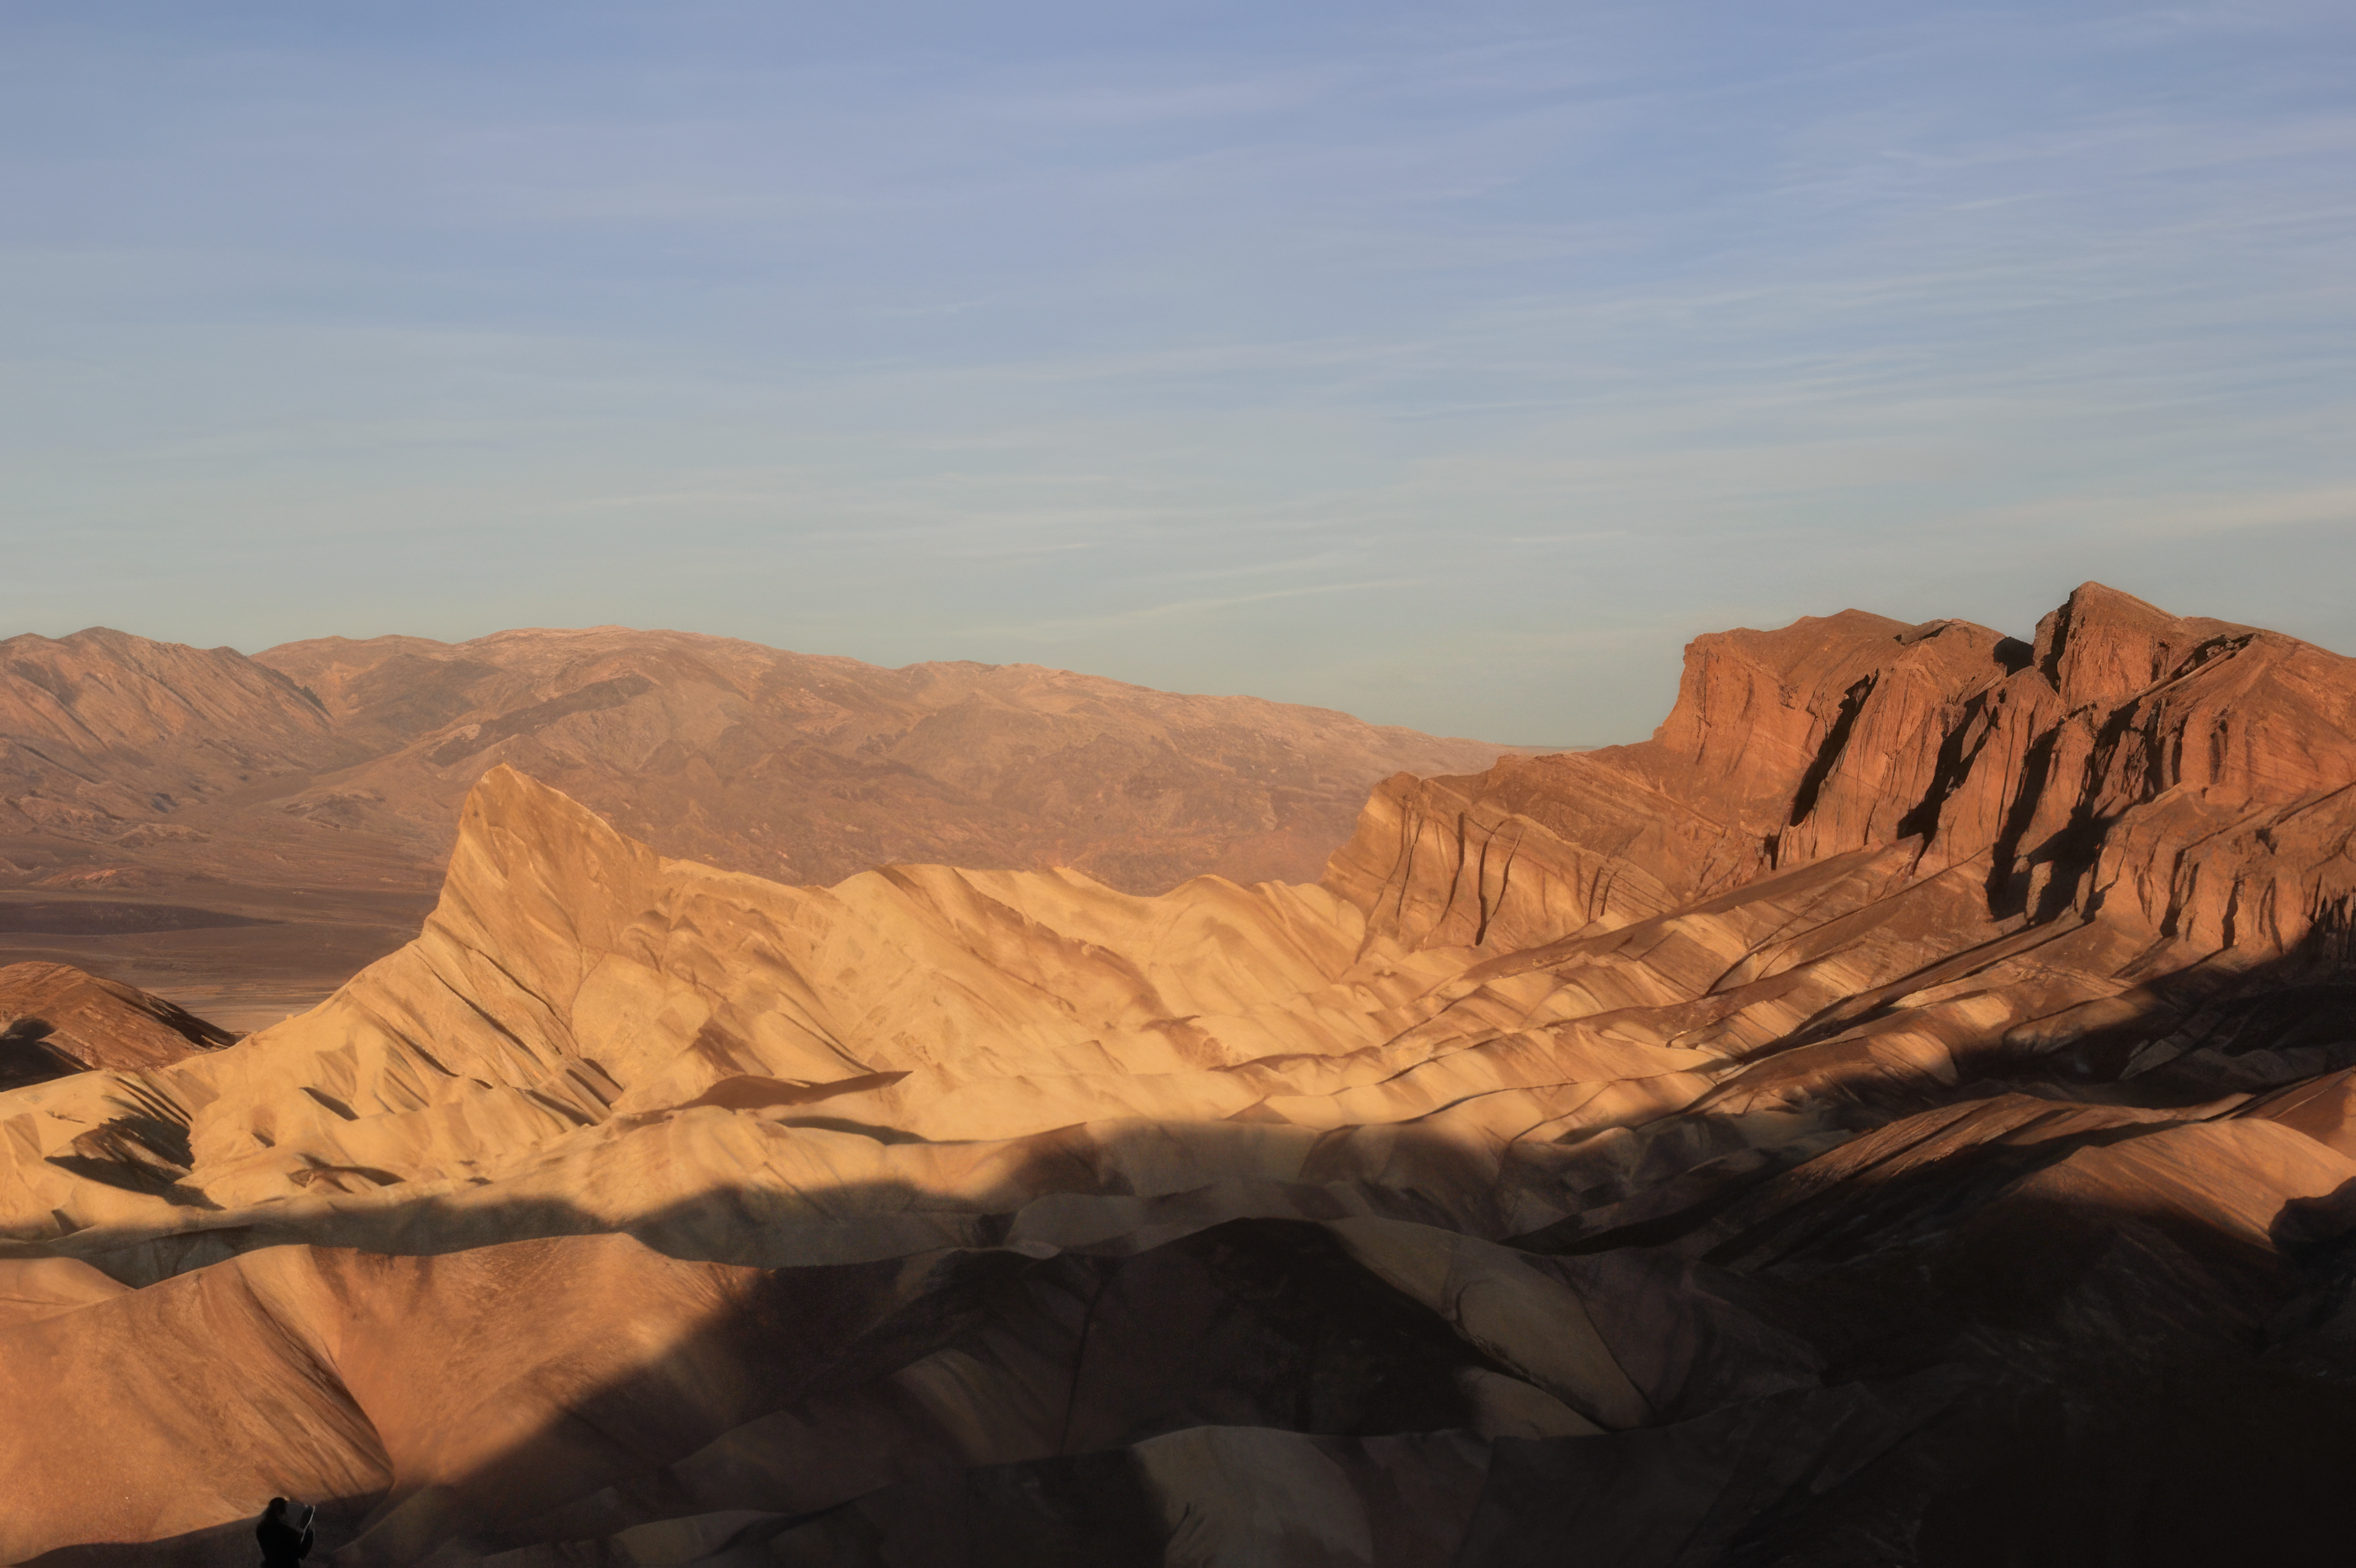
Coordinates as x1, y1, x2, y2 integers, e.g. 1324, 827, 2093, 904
256, 1496, 315, 1565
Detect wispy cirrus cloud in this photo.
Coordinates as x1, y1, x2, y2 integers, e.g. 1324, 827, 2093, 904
0, 2, 2348, 739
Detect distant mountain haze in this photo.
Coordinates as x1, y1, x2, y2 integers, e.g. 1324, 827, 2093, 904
250, 627, 1524, 892
0, 625, 1523, 1020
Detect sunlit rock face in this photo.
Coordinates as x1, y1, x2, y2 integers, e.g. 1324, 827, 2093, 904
6, 582, 2355, 1565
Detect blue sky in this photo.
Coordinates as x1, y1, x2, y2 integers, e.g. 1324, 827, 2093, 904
2, 1, 2349, 741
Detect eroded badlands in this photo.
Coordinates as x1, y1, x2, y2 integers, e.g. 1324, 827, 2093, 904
5, 583, 2354, 1565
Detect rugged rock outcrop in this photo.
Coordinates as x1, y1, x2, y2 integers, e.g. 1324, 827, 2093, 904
1335, 582, 2356, 961
0, 961, 233, 1091
4, 583, 2354, 1565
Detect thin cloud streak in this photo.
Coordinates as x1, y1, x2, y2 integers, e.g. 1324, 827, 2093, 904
974, 577, 1425, 644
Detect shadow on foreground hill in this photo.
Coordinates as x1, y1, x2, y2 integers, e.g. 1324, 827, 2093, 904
12, 582, 2356, 1564
23, 959, 2356, 1568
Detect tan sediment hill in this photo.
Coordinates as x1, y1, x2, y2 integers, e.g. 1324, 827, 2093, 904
0, 625, 1519, 1018
0, 962, 233, 1091
6, 583, 2356, 1565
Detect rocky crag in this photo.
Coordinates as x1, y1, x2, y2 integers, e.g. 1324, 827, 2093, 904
3, 584, 2353, 1565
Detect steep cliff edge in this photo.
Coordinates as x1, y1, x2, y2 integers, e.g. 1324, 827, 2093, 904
1329, 582, 2356, 967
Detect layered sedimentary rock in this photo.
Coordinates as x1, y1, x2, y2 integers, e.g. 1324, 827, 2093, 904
0, 962, 233, 1091
5, 583, 2355, 1565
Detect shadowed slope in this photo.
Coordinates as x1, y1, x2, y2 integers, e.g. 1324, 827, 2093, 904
0, 962, 232, 1091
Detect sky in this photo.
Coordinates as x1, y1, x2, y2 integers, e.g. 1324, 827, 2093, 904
1, 1, 2349, 743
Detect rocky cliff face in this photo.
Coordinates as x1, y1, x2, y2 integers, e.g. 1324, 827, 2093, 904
1332, 582, 2356, 962
4, 585, 2354, 1565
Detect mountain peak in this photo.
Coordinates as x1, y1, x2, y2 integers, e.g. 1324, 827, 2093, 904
2030, 580, 2254, 708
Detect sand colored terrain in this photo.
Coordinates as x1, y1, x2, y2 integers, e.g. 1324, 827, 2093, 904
0, 962, 235, 1092
4, 583, 2356, 1564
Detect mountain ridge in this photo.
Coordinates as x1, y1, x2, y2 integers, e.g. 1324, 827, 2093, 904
251, 624, 1520, 887
0, 622, 1519, 896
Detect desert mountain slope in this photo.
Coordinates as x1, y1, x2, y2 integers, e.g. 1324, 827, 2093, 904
6, 583, 2356, 1565
2, 623, 1518, 897
0, 625, 1519, 1020
250, 626, 1519, 893
0, 627, 382, 893
0, 627, 353, 794
1, 623, 1517, 1022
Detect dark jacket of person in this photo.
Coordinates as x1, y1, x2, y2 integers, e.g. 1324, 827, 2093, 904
256, 1498, 313, 1566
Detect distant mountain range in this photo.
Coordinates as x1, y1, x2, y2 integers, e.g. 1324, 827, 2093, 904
0, 625, 1522, 902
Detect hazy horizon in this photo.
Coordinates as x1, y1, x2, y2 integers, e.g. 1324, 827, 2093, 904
5, 2, 2349, 742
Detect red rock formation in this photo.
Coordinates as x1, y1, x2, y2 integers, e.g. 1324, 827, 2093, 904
1330, 581, 2356, 965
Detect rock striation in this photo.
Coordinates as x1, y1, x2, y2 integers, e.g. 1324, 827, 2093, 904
1337, 583, 2356, 963
0, 961, 233, 1091
3, 583, 2354, 1565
